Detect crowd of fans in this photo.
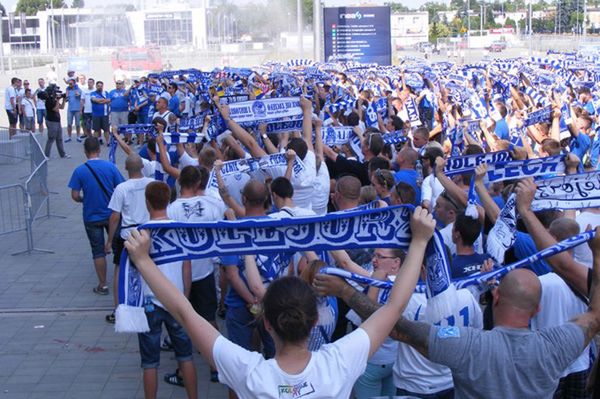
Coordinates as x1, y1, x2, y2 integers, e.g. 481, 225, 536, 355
17, 55, 600, 398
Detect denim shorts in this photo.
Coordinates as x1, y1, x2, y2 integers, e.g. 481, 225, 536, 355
36, 109, 46, 124
83, 113, 92, 130
67, 110, 81, 127
6, 109, 17, 125
83, 219, 109, 259
138, 305, 193, 369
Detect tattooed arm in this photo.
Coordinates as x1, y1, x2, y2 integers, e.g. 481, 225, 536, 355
314, 273, 432, 358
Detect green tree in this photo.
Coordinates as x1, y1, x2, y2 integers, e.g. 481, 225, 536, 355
0, 2, 6, 16
389, 3, 410, 13
420, 1, 448, 23
71, 0, 83, 7
16, 0, 65, 15
429, 21, 450, 44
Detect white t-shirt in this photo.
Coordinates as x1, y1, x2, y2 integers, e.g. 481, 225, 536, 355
530, 273, 591, 376
142, 155, 170, 182
34, 88, 47, 110
311, 163, 331, 215
107, 177, 154, 239
263, 150, 317, 210
82, 87, 94, 113
142, 226, 184, 309
439, 222, 484, 255
421, 174, 444, 208
393, 287, 483, 394
213, 327, 370, 398
22, 97, 35, 118
179, 152, 251, 205
5, 86, 16, 111
167, 195, 226, 281
574, 211, 600, 268
269, 206, 316, 219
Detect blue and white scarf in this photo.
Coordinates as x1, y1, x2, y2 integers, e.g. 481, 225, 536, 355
486, 155, 566, 182
116, 205, 415, 332
322, 230, 596, 296
486, 193, 517, 264
444, 150, 512, 177
532, 171, 600, 211
229, 97, 302, 124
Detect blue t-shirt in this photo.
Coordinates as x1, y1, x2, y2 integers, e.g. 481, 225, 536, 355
589, 136, 600, 168
451, 253, 491, 279
220, 237, 292, 308
90, 91, 109, 117
168, 95, 180, 117
494, 118, 510, 140
108, 89, 129, 112
584, 101, 595, 115
569, 133, 591, 161
514, 231, 551, 276
68, 160, 124, 222
66, 86, 82, 112
394, 169, 421, 204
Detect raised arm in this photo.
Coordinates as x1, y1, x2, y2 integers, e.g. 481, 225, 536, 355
125, 230, 220, 368
244, 255, 266, 300
315, 207, 434, 358
314, 265, 433, 358
111, 129, 133, 156
329, 249, 371, 277
473, 164, 500, 223
571, 228, 600, 345
214, 160, 245, 218
156, 133, 181, 179
215, 98, 267, 158
300, 97, 314, 153
258, 123, 278, 154
516, 178, 589, 296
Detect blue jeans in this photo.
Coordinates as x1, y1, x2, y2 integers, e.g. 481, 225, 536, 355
138, 305, 193, 369
67, 110, 80, 127
83, 219, 108, 259
396, 387, 455, 399
225, 305, 275, 358
353, 362, 395, 399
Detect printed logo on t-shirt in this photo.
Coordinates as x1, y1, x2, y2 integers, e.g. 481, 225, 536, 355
183, 201, 204, 219
437, 326, 460, 339
278, 381, 315, 398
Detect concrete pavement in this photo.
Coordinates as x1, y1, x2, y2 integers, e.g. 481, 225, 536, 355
0, 134, 229, 398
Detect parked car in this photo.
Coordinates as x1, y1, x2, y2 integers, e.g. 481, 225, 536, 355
486, 42, 504, 52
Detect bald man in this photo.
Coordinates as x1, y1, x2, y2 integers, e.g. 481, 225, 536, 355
315, 225, 600, 398
219, 178, 293, 398
332, 175, 362, 211
105, 153, 154, 323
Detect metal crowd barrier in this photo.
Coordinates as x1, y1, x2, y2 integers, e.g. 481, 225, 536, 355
0, 128, 56, 255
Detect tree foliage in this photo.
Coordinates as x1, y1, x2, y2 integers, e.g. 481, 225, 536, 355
16, 0, 65, 15
71, 0, 83, 8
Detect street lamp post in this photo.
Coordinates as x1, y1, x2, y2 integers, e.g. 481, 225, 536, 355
297, 0, 303, 58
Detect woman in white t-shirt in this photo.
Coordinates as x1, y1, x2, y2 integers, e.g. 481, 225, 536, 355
124, 207, 435, 399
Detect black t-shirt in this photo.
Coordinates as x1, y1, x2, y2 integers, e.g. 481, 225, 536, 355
45, 97, 60, 122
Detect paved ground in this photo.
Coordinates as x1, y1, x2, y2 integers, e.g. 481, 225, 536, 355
0, 135, 229, 398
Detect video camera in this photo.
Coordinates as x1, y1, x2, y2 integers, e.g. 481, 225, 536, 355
37, 84, 66, 101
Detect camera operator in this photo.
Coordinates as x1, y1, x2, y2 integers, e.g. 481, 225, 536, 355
42, 85, 70, 159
